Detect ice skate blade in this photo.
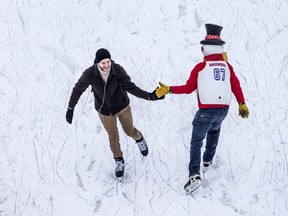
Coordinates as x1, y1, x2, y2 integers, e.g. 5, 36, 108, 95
185, 182, 201, 195
117, 177, 123, 182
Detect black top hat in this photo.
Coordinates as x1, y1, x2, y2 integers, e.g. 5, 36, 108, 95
200, 24, 225, 45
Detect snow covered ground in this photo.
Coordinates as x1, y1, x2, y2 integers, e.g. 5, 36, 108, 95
1, 0, 288, 215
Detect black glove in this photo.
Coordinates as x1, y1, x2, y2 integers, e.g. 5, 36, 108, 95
149, 88, 165, 101
66, 108, 74, 124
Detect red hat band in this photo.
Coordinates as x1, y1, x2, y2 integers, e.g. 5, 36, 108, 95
205, 35, 221, 40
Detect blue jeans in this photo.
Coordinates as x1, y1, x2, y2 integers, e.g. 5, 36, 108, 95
188, 108, 229, 176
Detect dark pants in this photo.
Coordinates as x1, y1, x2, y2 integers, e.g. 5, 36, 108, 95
188, 108, 229, 176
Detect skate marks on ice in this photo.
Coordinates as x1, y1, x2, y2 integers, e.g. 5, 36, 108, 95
1, 0, 288, 215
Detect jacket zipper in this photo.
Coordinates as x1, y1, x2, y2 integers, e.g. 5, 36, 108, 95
98, 80, 107, 114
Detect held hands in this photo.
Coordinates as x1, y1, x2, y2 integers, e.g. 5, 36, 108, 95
239, 103, 249, 118
149, 87, 165, 101
66, 108, 74, 124
156, 82, 171, 98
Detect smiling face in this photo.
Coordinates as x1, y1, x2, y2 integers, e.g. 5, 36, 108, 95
98, 58, 111, 73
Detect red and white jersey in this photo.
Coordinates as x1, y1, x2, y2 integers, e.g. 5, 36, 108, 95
170, 54, 245, 109
197, 61, 231, 105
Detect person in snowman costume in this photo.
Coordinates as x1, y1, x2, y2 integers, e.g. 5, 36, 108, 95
156, 23, 249, 194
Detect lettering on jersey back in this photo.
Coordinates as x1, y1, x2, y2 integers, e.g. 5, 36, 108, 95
209, 62, 226, 67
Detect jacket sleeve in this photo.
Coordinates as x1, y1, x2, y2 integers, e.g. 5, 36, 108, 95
227, 63, 245, 104
116, 64, 150, 100
68, 69, 91, 109
170, 62, 205, 94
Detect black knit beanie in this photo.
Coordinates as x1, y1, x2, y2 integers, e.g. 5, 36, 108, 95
94, 48, 111, 64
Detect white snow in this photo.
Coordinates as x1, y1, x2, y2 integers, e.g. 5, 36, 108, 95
1, 0, 288, 215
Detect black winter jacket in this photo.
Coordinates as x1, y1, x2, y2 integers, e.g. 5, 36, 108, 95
68, 61, 150, 115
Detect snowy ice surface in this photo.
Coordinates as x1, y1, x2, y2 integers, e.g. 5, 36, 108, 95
1, 0, 288, 215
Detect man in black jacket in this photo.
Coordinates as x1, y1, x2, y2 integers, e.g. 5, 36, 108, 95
66, 48, 162, 178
